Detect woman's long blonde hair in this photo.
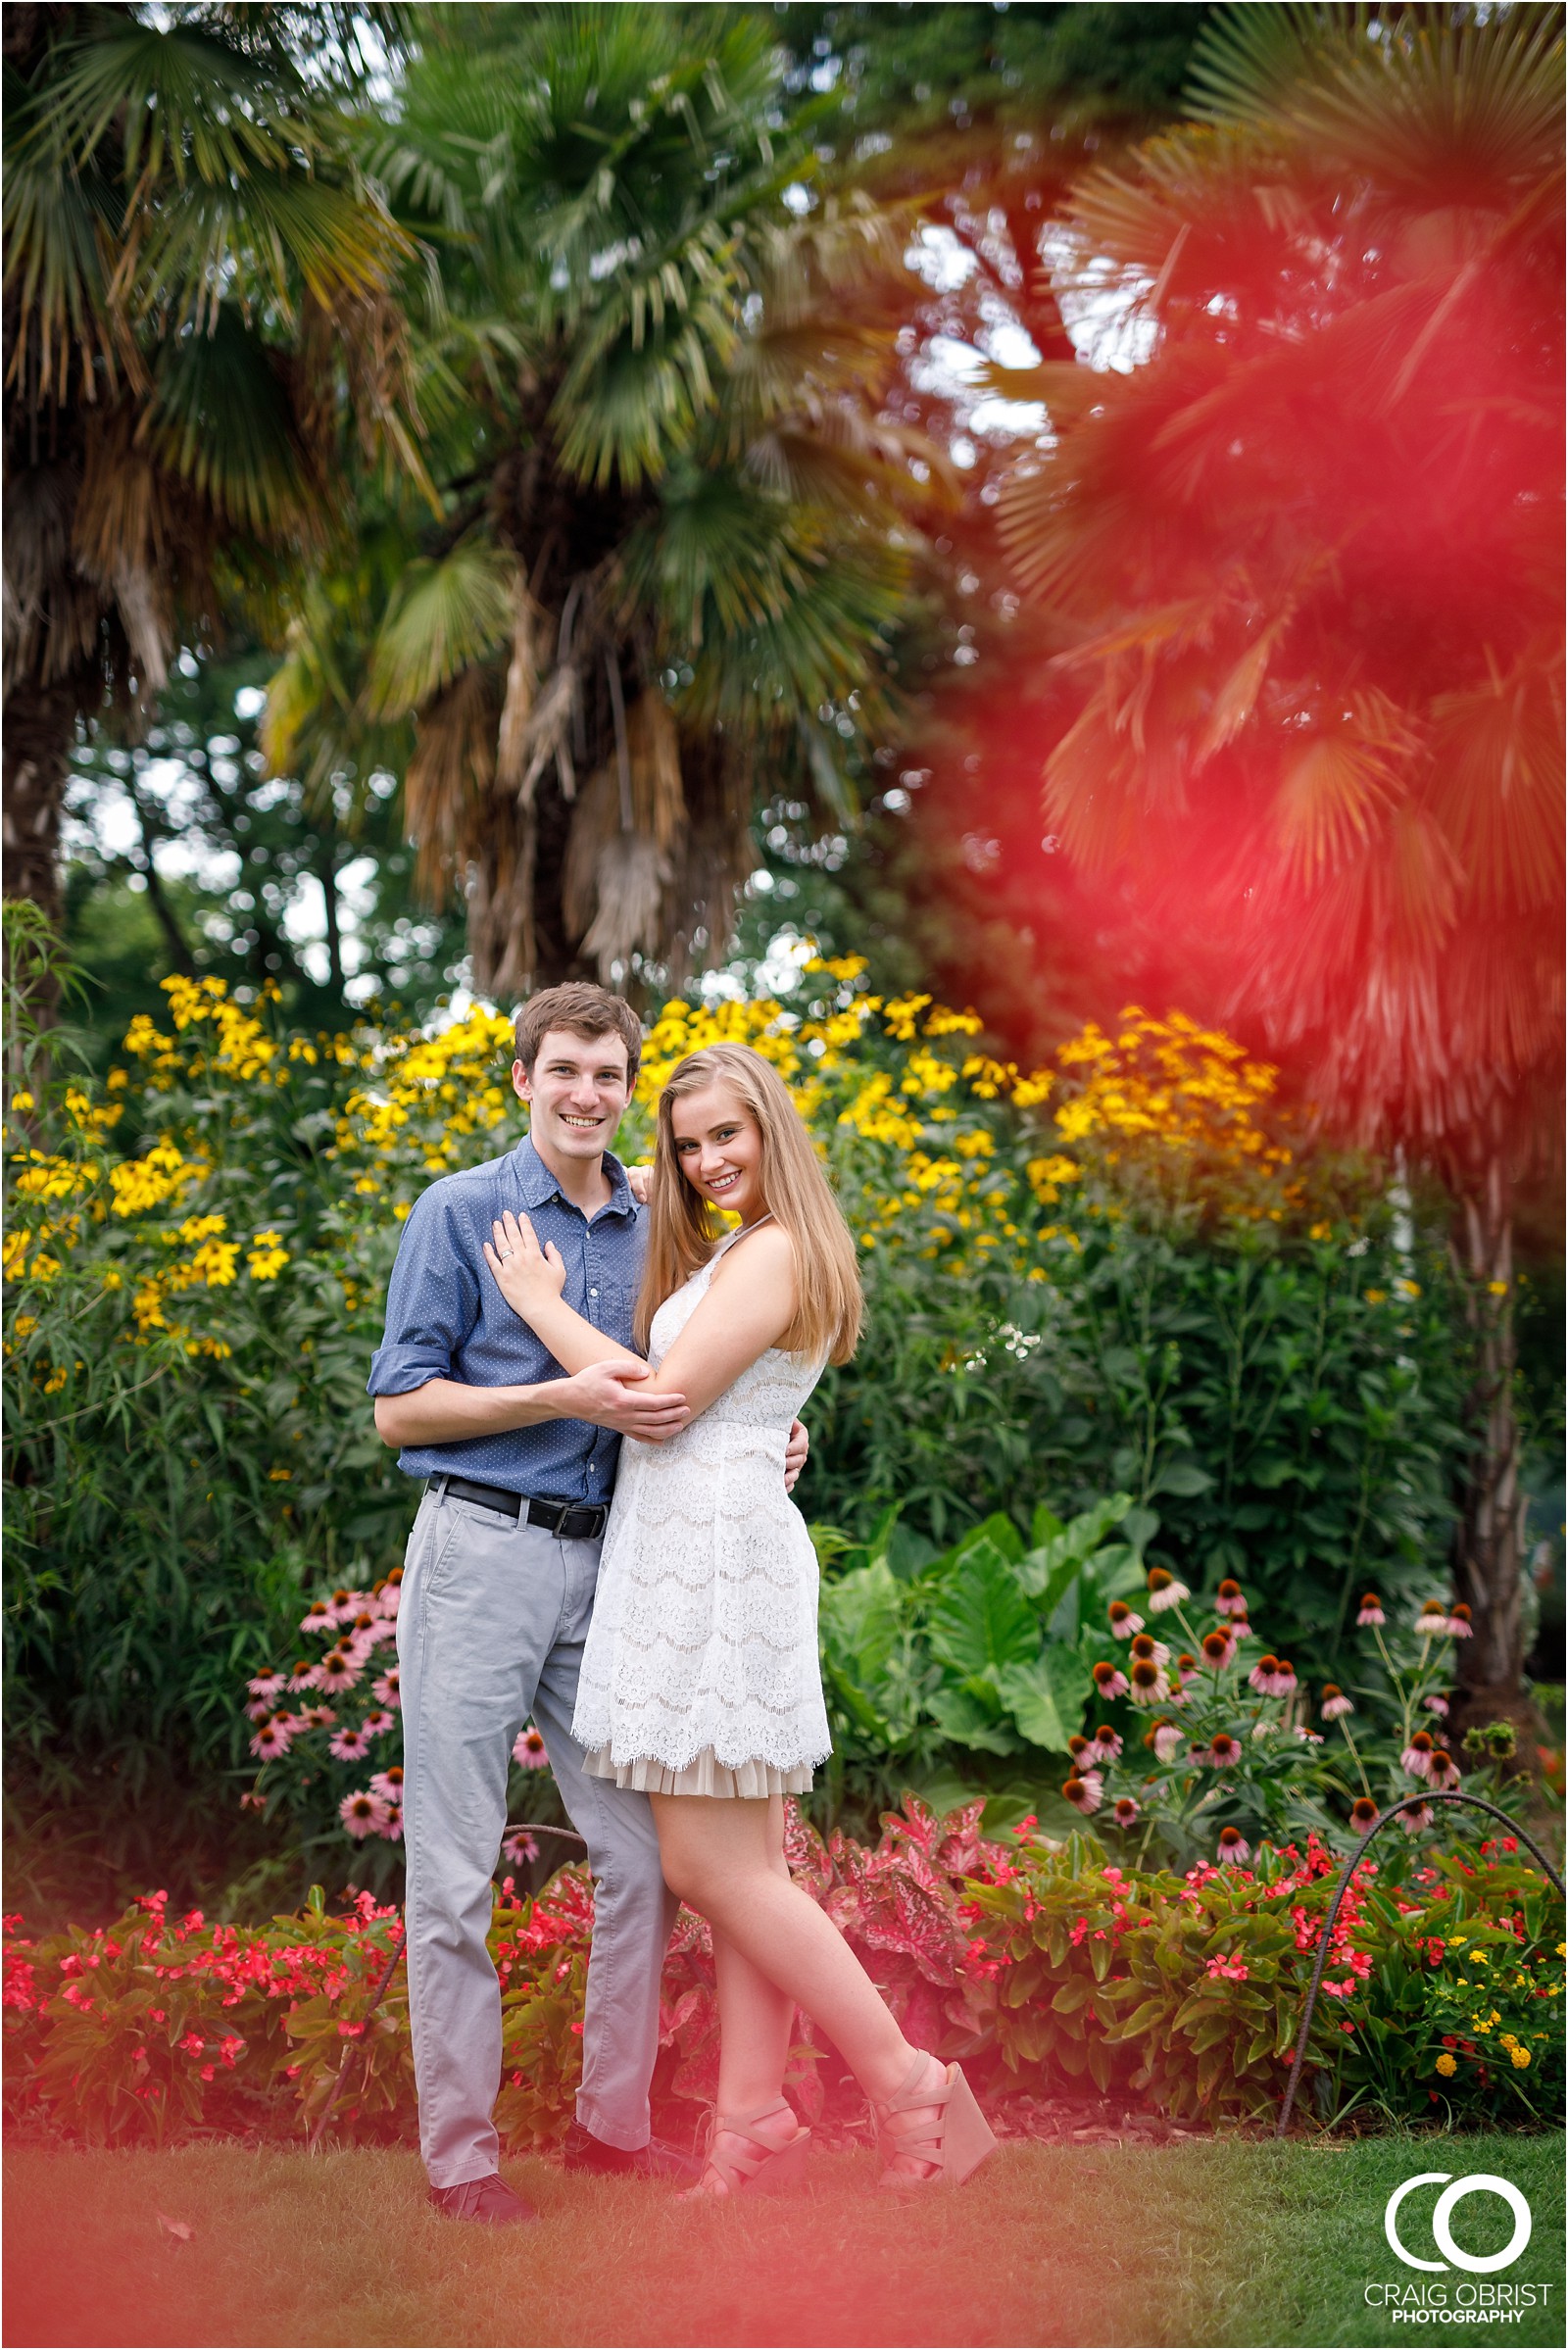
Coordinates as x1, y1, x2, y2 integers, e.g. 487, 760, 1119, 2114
635, 1043, 862, 1366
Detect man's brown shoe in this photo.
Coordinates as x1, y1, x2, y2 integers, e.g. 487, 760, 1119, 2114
428, 2173, 536, 2225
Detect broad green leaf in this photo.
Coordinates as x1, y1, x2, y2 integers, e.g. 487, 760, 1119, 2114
924, 1681, 1020, 1757
995, 1645, 1093, 1753
926, 1538, 1038, 1677
818, 1556, 907, 1686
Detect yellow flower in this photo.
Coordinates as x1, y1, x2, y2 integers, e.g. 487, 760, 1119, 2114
1510, 2045, 1531, 2070
1487, 1279, 1509, 1296
1308, 1221, 1333, 1241
1363, 1288, 1388, 1304
247, 1232, 290, 1281
1435, 2052, 1457, 2078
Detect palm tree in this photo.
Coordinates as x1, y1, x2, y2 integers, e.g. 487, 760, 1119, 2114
2, 1, 418, 933
264, 3, 931, 998
991, 3, 1564, 1722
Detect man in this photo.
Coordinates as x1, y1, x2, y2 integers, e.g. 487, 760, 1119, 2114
368, 981, 807, 2225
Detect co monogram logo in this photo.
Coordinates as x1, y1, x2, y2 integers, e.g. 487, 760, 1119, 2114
1385, 2174, 1533, 2274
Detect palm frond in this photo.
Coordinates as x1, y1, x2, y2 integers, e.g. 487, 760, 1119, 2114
367, 535, 516, 717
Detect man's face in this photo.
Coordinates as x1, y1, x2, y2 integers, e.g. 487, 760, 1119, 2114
514, 1027, 634, 1167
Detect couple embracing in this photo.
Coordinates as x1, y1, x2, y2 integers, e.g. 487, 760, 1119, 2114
368, 982, 996, 2221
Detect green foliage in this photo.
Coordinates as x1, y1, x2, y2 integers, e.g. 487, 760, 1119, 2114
815, 1498, 1143, 1818
968, 1830, 1565, 2129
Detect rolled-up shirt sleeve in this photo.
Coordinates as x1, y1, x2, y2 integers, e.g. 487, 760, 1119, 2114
368, 1188, 482, 1396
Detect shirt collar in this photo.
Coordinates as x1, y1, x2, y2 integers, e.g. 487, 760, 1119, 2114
514, 1131, 638, 1219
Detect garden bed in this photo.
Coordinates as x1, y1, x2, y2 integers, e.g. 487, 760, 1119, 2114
6, 1800, 1560, 2151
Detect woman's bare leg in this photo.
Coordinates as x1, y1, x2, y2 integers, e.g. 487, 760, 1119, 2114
711, 1797, 797, 2121
652, 1791, 943, 2187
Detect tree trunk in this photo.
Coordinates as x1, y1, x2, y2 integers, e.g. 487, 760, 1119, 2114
1450, 1147, 1533, 1742
319, 847, 344, 996
2, 677, 76, 934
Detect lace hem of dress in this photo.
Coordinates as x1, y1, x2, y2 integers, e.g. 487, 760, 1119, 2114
581, 1742, 814, 1798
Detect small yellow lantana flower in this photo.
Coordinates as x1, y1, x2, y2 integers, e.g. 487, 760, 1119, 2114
1435, 2052, 1457, 2078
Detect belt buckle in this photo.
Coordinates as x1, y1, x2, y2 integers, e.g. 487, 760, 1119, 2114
546, 1497, 578, 1537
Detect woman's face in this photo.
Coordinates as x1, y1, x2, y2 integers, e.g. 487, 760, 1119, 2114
668, 1080, 765, 1223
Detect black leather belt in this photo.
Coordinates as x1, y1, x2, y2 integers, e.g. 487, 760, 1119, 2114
427, 1475, 608, 1540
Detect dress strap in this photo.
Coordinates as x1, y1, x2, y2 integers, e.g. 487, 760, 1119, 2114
713, 1212, 773, 1257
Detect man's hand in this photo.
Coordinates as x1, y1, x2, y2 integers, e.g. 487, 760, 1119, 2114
784, 1417, 808, 1493
626, 1163, 654, 1206
567, 1357, 691, 1444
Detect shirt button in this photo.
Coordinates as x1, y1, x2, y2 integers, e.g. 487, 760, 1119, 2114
589, 1288, 598, 1297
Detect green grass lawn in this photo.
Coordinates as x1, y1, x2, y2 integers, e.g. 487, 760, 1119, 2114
5, 2135, 1562, 2349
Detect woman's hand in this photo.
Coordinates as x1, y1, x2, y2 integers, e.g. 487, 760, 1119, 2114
482, 1208, 567, 1325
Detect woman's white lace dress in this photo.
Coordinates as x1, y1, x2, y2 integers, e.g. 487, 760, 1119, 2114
574, 1231, 831, 1797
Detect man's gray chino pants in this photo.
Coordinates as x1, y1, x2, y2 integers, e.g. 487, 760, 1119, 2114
397, 1484, 676, 2188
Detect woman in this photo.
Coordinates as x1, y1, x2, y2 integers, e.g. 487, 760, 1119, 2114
481, 1042, 996, 2197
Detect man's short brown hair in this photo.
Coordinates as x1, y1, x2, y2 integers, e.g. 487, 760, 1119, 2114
513, 982, 642, 1084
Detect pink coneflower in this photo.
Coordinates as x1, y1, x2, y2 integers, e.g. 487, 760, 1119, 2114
1068, 1734, 1093, 1763
1248, 1653, 1282, 1693
1152, 1721, 1184, 1764
1214, 1580, 1248, 1619
246, 1697, 278, 1723
1147, 1567, 1191, 1614
287, 1658, 321, 1692
1272, 1658, 1298, 1697
1175, 1652, 1199, 1685
299, 1705, 337, 1731
1446, 1604, 1473, 1640
1401, 1732, 1436, 1779
1127, 1657, 1169, 1707
1107, 1600, 1144, 1640
1129, 1633, 1171, 1670
1416, 1600, 1450, 1640
1208, 1734, 1243, 1769
1062, 1772, 1102, 1816
1092, 1661, 1130, 1701
326, 1586, 368, 1627
1423, 1692, 1449, 1717
1349, 1796, 1380, 1834
1201, 1628, 1238, 1671
339, 1789, 390, 1839
238, 1789, 267, 1814
375, 1579, 402, 1623
1216, 1827, 1250, 1865
1320, 1685, 1353, 1720
299, 1600, 333, 1635
1355, 1593, 1385, 1628
368, 1767, 404, 1804
370, 1669, 401, 1708
1112, 1797, 1140, 1828
1089, 1726, 1123, 1765
329, 1725, 374, 1762
1398, 1801, 1434, 1836
512, 1725, 550, 1770
1294, 1726, 1324, 1744
315, 1648, 362, 1694
361, 1708, 395, 1738
247, 1672, 286, 1703
1426, 1751, 1461, 1792
376, 1804, 403, 1843
502, 1830, 540, 1866
249, 1716, 293, 1761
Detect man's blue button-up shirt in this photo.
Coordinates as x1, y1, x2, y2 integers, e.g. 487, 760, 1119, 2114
367, 1133, 644, 1500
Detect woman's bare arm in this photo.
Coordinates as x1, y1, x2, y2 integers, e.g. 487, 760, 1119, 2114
483, 1210, 796, 1423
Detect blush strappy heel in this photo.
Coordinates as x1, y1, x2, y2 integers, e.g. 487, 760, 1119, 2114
872, 2053, 998, 2190
683, 2100, 811, 2198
